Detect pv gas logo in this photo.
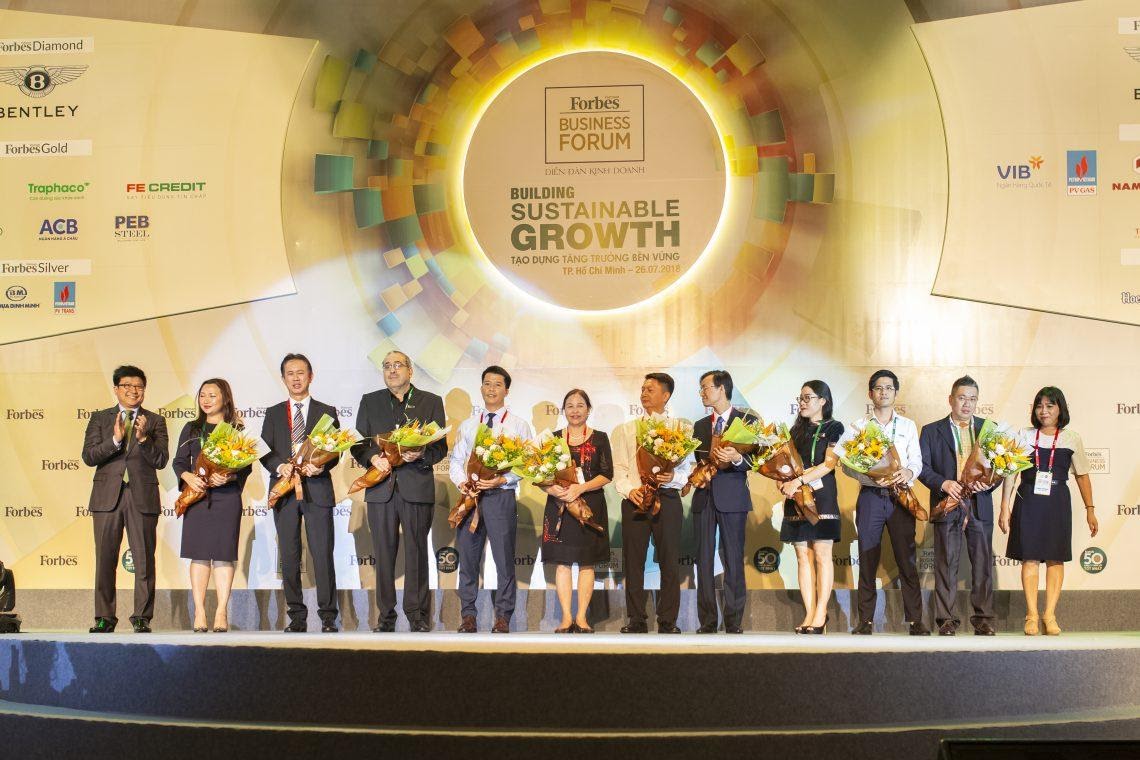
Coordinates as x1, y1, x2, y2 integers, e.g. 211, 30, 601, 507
53, 280, 75, 313
1066, 150, 1097, 195
113, 214, 150, 241
38, 217, 78, 240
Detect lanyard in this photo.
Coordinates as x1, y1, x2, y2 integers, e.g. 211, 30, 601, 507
389, 386, 412, 413
875, 413, 897, 443
1034, 428, 1060, 472
482, 409, 508, 426
951, 417, 974, 455
810, 422, 824, 464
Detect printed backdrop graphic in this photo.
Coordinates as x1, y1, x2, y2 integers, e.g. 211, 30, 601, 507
0, 0, 1137, 596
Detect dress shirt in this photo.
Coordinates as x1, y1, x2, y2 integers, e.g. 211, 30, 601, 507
611, 410, 696, 499
836, 411, 923, 487
449, 407, 535, 491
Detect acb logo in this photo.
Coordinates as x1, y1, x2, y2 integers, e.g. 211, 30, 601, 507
39, 218, 77, 235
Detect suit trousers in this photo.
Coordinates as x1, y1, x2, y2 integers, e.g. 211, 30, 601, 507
695, 505, 748, 629
456, 488, 517, 621
274, 497, 337, 624
92, 486, 158, 623
368, 490, 434, 626
932, 503, 995, 628
855, 487, 923, 625
621, 490, 682, 626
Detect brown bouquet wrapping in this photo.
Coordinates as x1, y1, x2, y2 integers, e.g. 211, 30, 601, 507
267, 444, 340, 508
446, 452, 503, 533
681, 438, 760, 496
548, 467, 604, 535
866, 444, 928, 521
174, 453, 238, 517
928, 446, 994, 521
754, 440, 818, 524
348, 438, 412, 494
632, 448, 676, 516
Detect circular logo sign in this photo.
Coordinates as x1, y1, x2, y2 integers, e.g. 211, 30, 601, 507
462, 51, 726, 311
6, 285, 27, 302
436, 546, 459, 574
1080, 546, 1107, 574
121, 549, 135, 574
753, 546, 780, 574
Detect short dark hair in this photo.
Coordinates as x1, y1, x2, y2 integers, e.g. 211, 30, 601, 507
700, 370, 733, 399
951, 375, 978, 394
482, 365, 512, 389
280, 353, 312, 376
113, 365, 146, 387
644, 372, 675, 396
1031, 386, 1071, 430
868, 369, 899, 391
562, 388, 592, 410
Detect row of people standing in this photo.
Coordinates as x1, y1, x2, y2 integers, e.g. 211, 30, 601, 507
80, 357, 1096, 635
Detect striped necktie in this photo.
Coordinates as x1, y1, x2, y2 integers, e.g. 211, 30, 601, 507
291, 402, 305, 454
122, 410, 134, 483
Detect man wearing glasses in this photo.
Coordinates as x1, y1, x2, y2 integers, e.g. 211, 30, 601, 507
836, 369, 930, 635
918, 376, 997, 636
80, 366, 170, 633
353, 351, 447, 632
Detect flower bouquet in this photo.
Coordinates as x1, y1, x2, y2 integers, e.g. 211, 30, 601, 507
929, 420, 1033, 520
631, 414, 700, 515
267, 414, 361, 508
348, 419, 449, 494
446, 423, 527, 533
515, 430, 603, 534
175, 422, 263, 516
682, 414, 775, 496
839, 419, 927, 520
749, 422, 818, 523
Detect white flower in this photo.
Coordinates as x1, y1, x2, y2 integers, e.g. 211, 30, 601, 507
475, 446, 486, 457
994, 444, 1006, 456
559, 454, 571, 464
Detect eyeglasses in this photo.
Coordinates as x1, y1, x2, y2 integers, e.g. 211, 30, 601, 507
871, 385, 896, 393
382, 362, 408, 371
116, 383, 145, 392
953, 396, 978, 404
797, 394, 820, 403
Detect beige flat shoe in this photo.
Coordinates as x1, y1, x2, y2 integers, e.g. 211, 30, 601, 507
1023, 615, 1041, 636
1042, 616, 1061, 636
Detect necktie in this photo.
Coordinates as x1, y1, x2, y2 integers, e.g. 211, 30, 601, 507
291, 402, 305, 453
122, 410, 135, 483
714, 416, 724, 436
486, 411, 496, 428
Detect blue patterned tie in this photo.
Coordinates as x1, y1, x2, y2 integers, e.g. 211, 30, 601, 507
486, 411, 496, 428
714, 416, 724, 436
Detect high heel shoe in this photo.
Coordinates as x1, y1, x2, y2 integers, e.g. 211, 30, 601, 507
805, 614, 829, 635
1042, 616, 1061, 636
192, 626, 208, 633
1024, 614, 1041, 636
794, 625, 807, 634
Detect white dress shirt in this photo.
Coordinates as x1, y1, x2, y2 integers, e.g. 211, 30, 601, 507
287, 396, 311, 428
449, 407, 535, 492
611, 410, 696, 499
836, 411, 923, 487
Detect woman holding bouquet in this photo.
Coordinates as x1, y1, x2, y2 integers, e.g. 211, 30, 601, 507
540, 389, 613, 633
173, 378, 252, 632
999, 387, 1097, 635
779, 381, 844, 634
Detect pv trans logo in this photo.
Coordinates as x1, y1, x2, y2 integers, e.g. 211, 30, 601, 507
53, 281, 75, 313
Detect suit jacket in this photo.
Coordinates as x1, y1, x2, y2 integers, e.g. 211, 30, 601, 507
259, 399, 340, 506
919, 415, 994, 522
351, 385, 447, 504
81, 405, 170, 514
691, 409, 752, 514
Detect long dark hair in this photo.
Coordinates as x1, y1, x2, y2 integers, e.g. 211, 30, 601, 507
190, 377, 242, 433
790, 380, 834, 452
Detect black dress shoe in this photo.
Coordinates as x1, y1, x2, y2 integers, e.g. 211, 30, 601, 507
372, 621, 396, 633
284, 619, 307, 633
657, 622, 682, 634
851, 621, 873, 635
725, 625, 744, 634
973, 622, 996, 636
409, 619, 431, 633
89, 617, 115, 633
321, 622, 338, 633
938, 621, 957, 636
131, 619, 151, 634
909, 622, 932, 636
696, 622, 718, 634
620, 621, 648, 634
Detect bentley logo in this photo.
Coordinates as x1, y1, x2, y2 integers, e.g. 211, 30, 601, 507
1127, 47, 1140, 64
0, 65, 87, 98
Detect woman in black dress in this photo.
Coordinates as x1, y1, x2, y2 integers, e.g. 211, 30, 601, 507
999, 387, 1097, 635
779, 380, 844, 634
173, 378, 251, 632
540, 389, 612, 633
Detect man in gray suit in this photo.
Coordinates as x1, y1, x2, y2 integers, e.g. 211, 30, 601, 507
352, 351, 447, 632
81, 365, 169, 633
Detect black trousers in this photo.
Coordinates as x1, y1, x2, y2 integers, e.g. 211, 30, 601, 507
273, 497, 337, 624
695, 506, 748, 629
855, 487, 923, 625
621, 490, 682, 626
932, 501, 995, 628
369, 491, 434, 626
92, 486, 157, 623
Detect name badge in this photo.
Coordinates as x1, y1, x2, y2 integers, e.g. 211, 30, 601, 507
1033, 471, 1053, 496
809, 479, 824, 491
576, 467, 586, 484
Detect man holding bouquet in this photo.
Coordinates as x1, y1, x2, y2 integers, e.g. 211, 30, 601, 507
612, 373, 695, 634
837, 369, 930, 635
448, 365, 534, 633
918, 376, 996, 636
692, 370, 752, 634
260, 354, 342, 633
353, 351, 447, 633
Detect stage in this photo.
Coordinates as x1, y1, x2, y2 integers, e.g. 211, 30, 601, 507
2, 628, 1139, 759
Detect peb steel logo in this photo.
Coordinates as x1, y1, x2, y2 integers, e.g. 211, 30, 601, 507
113, 214, 150, 241
1066, 150, 1097, 195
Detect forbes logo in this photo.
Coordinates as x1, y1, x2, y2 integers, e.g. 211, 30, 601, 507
113, 214, 149, 240
41, 458, 79, 470
40, 554, 78, 566
6, 409, 44, 420
38, 217, 78, 239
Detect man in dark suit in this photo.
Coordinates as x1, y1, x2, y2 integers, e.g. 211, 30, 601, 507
81, 365, 169, 633
918, 375, 997, 636
260, 353, 341, 633
352, 350, 447, 633
692, 370, 753, 634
